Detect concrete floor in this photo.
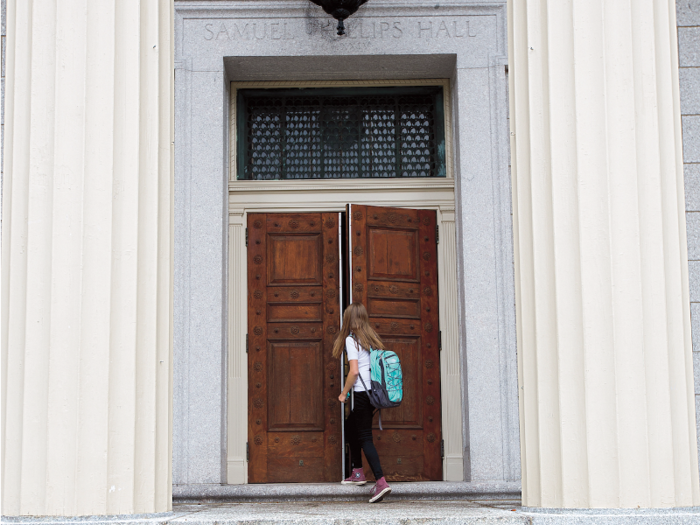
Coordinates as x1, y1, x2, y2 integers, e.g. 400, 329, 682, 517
4, 500, 700, 524
167, 501, 700, 525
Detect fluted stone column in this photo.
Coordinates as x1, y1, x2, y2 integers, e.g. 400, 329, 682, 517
2, 0, 173, 516
509, 0, 700, 508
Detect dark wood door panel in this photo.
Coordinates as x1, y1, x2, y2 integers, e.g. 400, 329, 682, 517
265, 323, 323, 340
266, 286, 323, 303
248, 212, 342, 484
369, 317, 422, 335
415, 208, 442, 482
266, 213, 324, 233
373, 430, 427, 455
268, 457, 324, 483
267, 432, 325, 456
367, 281, 421, 300
364, 208, 417, 227
268, 340, 323, 431
267, 303, 323, 323
368, 228, 420, 282
350, 204, 442, 482
248, 215, 269, 484
267, 234, 323, 286
361, 450, 426, 482
367, 297, 421, 319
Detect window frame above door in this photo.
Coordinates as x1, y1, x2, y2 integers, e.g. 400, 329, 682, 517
228, 80, 455, 188
235, 85, 447, 181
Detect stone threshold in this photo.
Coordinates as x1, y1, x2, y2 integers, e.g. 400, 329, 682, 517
172, 481, 522, 503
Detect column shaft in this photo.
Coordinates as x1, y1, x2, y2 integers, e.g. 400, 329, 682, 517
1, 0, 173, 516
508, 0, 700, 508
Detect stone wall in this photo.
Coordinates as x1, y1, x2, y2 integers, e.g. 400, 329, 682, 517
679, 0, 700, 479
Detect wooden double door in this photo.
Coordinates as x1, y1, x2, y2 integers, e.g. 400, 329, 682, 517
247, 205, 441, 483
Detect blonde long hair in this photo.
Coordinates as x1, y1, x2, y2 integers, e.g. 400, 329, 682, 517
332, 303, 385, 359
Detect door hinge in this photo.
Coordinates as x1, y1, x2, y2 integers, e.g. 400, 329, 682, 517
245, 227, 249, 247
436, 224, 439, 244
441, 439, 445, 459
246, 334, 249, 353
439, 331, 442, 351
246, 442, 249, 461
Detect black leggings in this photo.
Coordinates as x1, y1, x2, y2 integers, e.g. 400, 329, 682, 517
345, 391, 384, 480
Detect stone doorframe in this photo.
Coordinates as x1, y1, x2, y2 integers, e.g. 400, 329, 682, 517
226, 80, 464, 484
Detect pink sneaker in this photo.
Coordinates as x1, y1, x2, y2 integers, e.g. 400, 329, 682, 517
341, 468, 367, 485
369, 476, 391, 503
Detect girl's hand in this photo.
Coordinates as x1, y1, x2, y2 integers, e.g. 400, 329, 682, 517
338, 392, 347, 403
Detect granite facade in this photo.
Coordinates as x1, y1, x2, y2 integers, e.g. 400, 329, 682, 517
173, 0, 519, 489
678, 0, 700, 482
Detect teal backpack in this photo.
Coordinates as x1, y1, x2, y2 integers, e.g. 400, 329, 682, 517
351, 334, 403, 430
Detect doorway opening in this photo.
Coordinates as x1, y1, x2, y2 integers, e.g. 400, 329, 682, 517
227, 79, 463, 485
246, 205, 441, 483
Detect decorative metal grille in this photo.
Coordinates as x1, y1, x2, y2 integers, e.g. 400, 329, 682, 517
237, 87, 446, 180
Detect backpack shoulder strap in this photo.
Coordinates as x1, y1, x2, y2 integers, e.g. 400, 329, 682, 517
358, 374, 370, 391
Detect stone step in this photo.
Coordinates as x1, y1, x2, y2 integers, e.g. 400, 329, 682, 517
172, 481, 522, 504
171, 500, 527, 525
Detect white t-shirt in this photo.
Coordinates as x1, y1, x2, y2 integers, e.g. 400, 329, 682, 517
345, 335, 371, 392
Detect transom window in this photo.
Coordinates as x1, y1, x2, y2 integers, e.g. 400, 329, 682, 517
236, 86, 446, 180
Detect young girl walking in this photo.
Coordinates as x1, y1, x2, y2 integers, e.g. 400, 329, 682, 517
333, 303, 392, 503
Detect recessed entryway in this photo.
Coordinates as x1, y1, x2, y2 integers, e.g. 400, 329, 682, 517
175, 1, 520, 495
226, 80, 464, 485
